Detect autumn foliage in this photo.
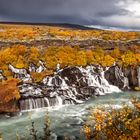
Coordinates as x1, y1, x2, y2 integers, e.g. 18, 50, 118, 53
31, 70, 53, 83
0, 45, 140, 78
0, 25, 44, 42
83, 98, 140, 140
0, 78, 20, 103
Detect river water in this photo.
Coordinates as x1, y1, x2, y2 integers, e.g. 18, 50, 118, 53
0, 91, 140, 140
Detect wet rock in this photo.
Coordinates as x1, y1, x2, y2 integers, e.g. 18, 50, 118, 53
6, 63, 137, 112
4, 62, 140, 113
123, 67, 138, 88
18, 83, 43, 98
8, 64, 32, 83
59, 67, 86, 87
19, 65, 122, 111
29, 61, 46, 73
105, 65, 129, 89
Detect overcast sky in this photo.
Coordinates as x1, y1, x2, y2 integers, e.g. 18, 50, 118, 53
0, 0, 140, 29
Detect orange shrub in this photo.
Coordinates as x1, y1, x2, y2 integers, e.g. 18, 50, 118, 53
0, 78, 20, 103
0, 45, 140, 78
31, 70, 53, 83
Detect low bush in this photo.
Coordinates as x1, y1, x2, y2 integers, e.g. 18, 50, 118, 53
83, 98, 140, 140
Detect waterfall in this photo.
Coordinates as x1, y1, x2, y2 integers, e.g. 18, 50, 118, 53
56, 96, 63, 106
44, 97, 50, 107
19, 64, 124, 111
8, 64, 32, 83
43, 75, 68, 89
36, 61, 46, 73
100, 69, 121, 93
137, 66, 140, 88
78, 66, 121, 95
62, 88, 84, 104
47, 77, 53, 86
19, 98, 50, 110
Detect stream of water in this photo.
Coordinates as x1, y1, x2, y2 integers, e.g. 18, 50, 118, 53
0, 91, 140, 140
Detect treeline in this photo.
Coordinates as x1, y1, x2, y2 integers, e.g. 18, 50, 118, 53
0, 45, 140, 78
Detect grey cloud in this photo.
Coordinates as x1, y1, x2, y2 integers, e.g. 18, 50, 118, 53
0, 0, 140, 29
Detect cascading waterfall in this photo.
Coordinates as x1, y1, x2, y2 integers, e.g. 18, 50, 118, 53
17, 64, 126, 111
100, 69, 121, 93
78, 66, 121, 95
44, 97, 50, 107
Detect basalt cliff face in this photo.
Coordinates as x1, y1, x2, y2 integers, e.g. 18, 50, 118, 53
0, 63, 140, 112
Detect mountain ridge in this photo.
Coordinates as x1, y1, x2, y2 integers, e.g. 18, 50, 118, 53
0, 22, 98, 30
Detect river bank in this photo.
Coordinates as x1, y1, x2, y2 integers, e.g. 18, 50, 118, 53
0, 91, 140, 140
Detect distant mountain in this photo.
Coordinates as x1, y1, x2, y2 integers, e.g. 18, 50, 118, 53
85, 25, 140, 32
0, 21, 140, 31
45, 23, 100, 30
0, 21, 98, 30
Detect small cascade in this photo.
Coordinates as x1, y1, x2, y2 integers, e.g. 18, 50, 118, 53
61, 88, 84, 104
43, 75, 68, 89
44, 97, 50, 107
29, 61, 46, 73
137, 66, 140, 88
100, 68, 121, 93
49, 97, 59, 106
78, 66, 121, 95
123, 77, 130, 89
29, 63, 37, 72
105, 65, 130, 89
56, 63, 60, 72
19, 98, 50, 110
56, 96, 63, 106
8, 64, 32, 83
36, 61, 46, 73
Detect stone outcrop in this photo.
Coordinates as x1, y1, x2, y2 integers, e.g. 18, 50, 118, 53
0, 100, 19, 113
1, 63, 140, 112
122, 66, 140, 88
18, 65, 123, 110
105, 65, 129, 90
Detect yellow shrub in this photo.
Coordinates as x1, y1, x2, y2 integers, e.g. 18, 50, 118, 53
83, 98, 140, 140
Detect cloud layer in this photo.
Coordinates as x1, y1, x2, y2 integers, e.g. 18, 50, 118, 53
0, 0, 140, 29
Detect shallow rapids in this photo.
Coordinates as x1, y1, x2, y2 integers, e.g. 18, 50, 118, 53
0, 91, 140, 140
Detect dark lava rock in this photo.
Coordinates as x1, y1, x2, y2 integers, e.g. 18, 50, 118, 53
59, 67, 87, 87
105, 66, 125, 89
